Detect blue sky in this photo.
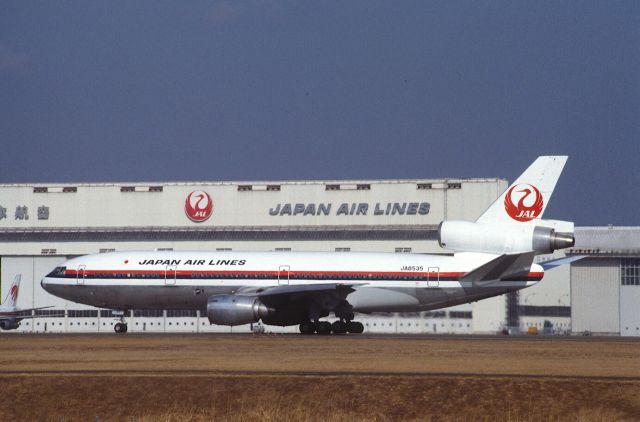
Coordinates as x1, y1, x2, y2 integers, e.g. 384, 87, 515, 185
0, 1, 638, 225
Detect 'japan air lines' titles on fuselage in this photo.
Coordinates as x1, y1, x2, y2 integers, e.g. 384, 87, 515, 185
138, 259, 247, 266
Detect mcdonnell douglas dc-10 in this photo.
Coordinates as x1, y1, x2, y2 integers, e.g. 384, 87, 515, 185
42, 156, 577, 334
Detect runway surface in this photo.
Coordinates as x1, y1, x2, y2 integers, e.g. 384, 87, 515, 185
2, 334, 639, 420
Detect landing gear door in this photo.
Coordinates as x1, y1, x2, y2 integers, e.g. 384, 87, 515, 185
427, 267, 439, 288
165, 264, 177, 286
278, 265, 290, 286
76, 265, 86, 285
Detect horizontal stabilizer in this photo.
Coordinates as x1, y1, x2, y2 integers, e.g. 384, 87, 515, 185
461, 252, 536, 286
540, 255, 586, 271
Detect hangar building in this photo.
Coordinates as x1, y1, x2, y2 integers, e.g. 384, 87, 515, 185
0, 178, 635, 335
568, 227, 640, 337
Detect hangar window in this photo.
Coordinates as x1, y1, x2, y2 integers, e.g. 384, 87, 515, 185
395, 247, 411, 253
449, 311, 472, 319
325, 184, 340, 191
134, 310, 164, 317
33, 187, 48, 193
167, 310, 197, 317
335, 248, 351, 252
120, 186, 135, 192
148, 186, 163, 192
447, 183, 462, 189
237, 185, 252, 191
62, 186, 77, 193
621, 258, 640, 286
417, 183, 432, 190
267, 185, 281, 191
356, 184, 370, 190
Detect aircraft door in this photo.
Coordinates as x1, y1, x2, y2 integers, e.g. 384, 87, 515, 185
76, 265, 86, 285
165, 264, 177, 286
427, 267, 439, 288
278, 265, 290, 285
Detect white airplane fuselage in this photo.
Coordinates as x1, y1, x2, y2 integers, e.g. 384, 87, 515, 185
41, 250, 542, 314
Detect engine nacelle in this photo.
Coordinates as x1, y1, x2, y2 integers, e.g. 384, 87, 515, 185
0, 319, 20, 330
207, 294, 272, 326
438, 220, 575, 254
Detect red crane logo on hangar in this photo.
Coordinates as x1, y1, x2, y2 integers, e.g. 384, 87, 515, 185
185, 190, 213, 222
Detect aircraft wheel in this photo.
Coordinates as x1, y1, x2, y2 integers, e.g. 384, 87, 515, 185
122, 323, 128, 333
331, 321, 347, 334
347, 321, 364, 334
315, 321, 332, 335
299, 322, 315, 335
114, 322, 124, 334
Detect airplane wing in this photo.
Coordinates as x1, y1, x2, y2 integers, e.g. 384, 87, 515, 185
0, 305, 56, 318
0, 313, 63, 320
461, 252, 537, 287
235, 283, 364, 307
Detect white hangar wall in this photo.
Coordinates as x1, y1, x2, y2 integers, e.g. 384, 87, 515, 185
0, 177, 510, 334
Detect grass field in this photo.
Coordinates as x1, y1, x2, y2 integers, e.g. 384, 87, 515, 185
1, 334, 639, 421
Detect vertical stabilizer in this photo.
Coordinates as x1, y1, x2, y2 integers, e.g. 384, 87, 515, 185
476, 156, 568, 224
2, 275, 21, 309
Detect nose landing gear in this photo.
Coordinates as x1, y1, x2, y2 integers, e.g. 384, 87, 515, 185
112, 310, 129, 334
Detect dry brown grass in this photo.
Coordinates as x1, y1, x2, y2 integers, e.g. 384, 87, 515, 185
1, 334, 639, 421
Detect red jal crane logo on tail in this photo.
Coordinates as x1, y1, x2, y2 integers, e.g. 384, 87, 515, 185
185, 191, 213, 222
504, 184, 544, 222
9, 284, 18, 303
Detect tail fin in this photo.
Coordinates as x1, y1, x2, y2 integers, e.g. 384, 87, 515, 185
476, 156, 568, 224
2, 275, 21, 309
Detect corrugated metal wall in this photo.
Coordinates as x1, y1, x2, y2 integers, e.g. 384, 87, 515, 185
571, 258, 620, 335
620, 286, 640, 337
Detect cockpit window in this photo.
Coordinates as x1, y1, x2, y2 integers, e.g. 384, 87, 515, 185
47, 266, 67, 277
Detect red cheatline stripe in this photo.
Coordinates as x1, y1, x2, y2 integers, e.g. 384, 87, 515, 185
62, 269, 544, 280
64, 269, 465, 277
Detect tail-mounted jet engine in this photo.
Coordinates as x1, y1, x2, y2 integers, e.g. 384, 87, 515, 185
438, 220, 575, 255
207, 294, 272, 326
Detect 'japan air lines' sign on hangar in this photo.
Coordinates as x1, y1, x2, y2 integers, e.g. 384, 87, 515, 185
268, 202, 430, 217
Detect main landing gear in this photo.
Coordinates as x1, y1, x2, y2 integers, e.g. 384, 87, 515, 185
299, 320, 364, 335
